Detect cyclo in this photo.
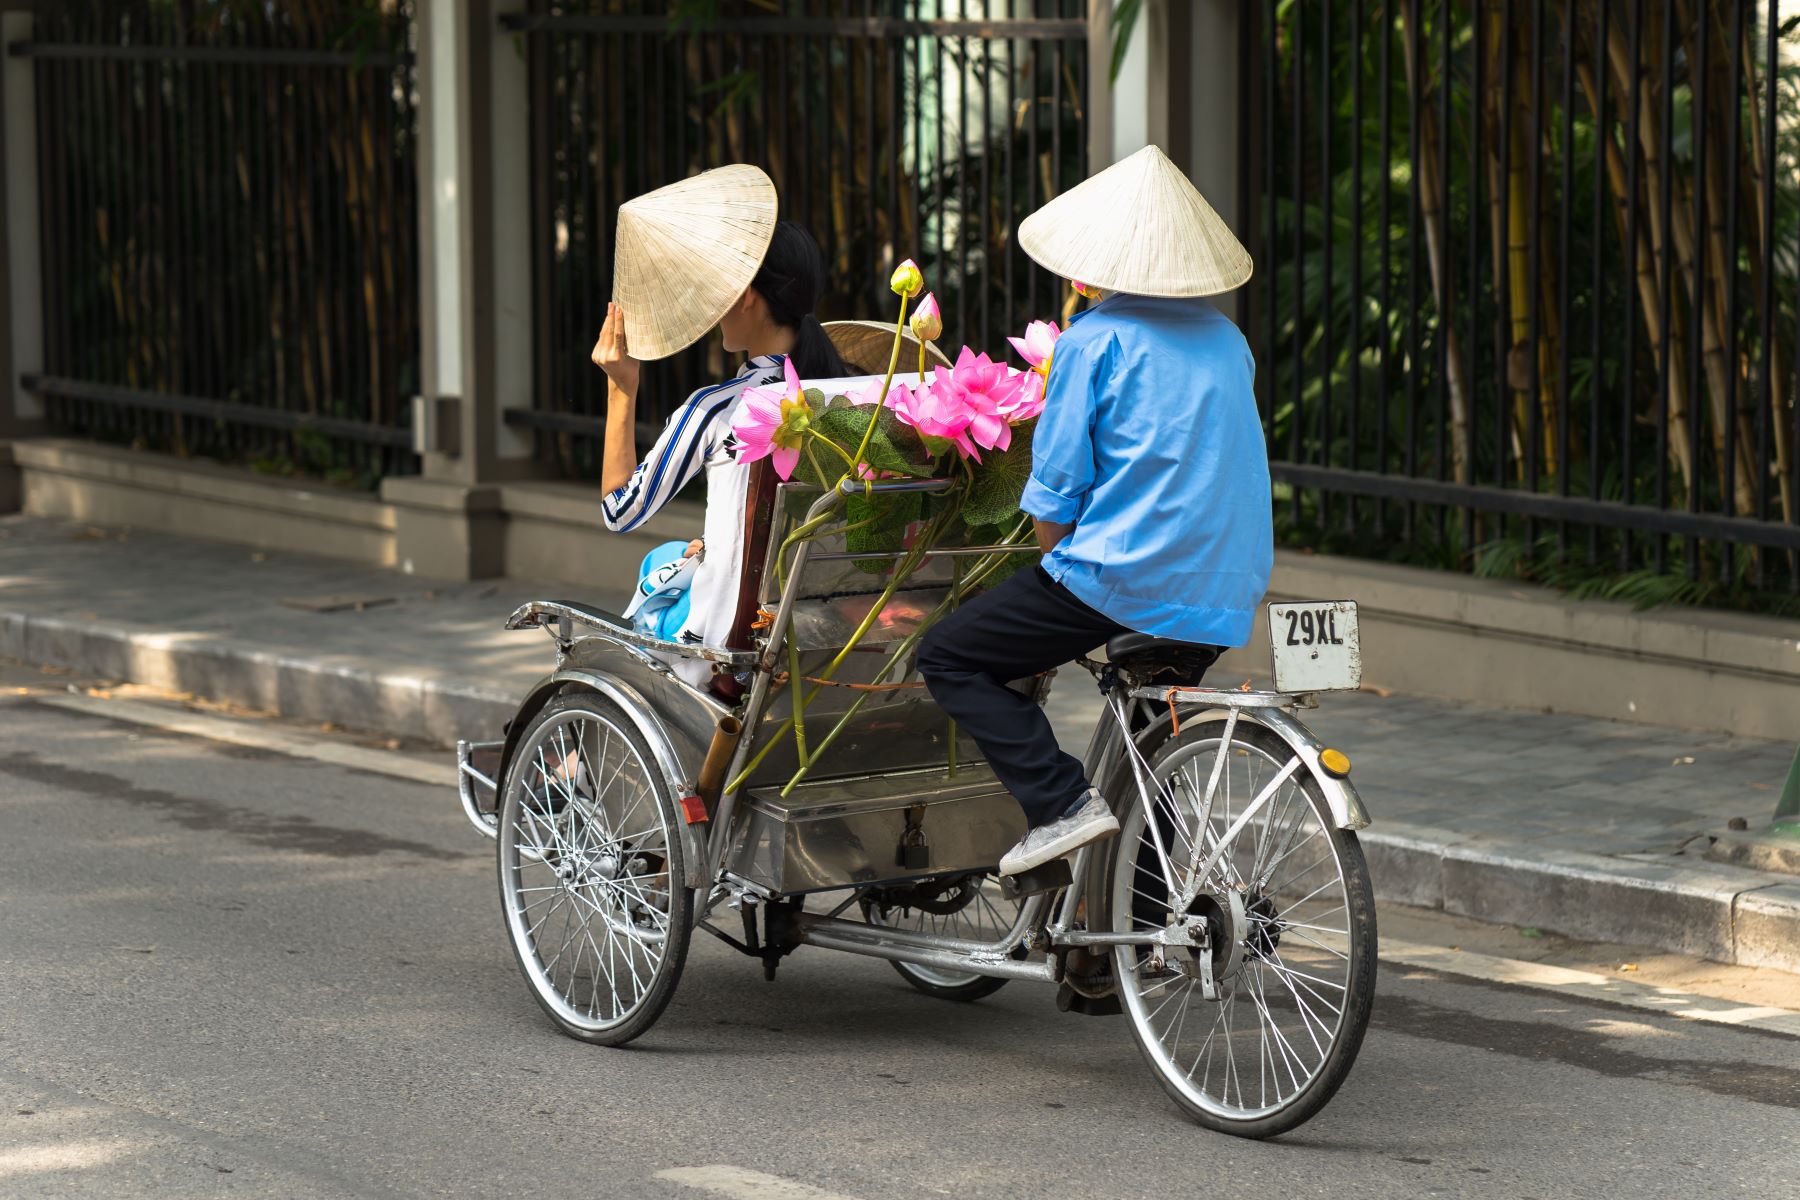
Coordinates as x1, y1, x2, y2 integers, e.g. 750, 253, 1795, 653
453, 389, 1378, 1143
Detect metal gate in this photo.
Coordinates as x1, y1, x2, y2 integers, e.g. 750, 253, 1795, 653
1244, 1, 1800, 603
16, 1, 421, 487
507, 0, 1090, 477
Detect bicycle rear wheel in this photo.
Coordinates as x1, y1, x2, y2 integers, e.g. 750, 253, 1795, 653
1100, 719, 1376, 1139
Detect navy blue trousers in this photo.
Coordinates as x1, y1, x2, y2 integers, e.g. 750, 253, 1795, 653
918, 565, 1129, 828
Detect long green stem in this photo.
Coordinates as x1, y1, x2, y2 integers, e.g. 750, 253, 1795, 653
728, 508, 1006, 795
848, 292, 910, 492
727, 508, 940, 794
774, 503, 844, 592
811, 431, 859, 472
787, 637, 809, 767
777, 524, 1033, 795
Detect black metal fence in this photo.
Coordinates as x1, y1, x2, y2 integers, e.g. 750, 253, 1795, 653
508, 0, 1090, 476
1246, 0, 1800, 606
17, 1, 421, 488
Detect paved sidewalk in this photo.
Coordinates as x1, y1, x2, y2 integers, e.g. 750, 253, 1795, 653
5, 512, 1797, 973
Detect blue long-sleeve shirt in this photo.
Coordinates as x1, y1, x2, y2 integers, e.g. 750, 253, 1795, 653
1018, 294, 1273, 647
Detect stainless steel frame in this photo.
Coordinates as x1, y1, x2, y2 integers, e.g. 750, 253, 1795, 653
458, 477, 1375, 984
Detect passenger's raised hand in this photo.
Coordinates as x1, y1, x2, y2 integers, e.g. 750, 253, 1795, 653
592, 302, 641, 397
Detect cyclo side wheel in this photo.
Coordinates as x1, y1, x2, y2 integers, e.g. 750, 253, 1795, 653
496, 693, 692, 1046
1097, 720, 1376, 1139
860, 872, 1019, 1002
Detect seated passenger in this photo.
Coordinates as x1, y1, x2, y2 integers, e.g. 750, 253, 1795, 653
589, 165, 846, 685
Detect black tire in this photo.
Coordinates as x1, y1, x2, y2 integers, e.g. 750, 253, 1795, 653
496, 693, 692, 1046
888, 960, 1009, 1002
1096, 719, 1377, 1139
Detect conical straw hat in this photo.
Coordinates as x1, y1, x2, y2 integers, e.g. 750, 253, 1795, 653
824, 320, 952, 375
1017, 145, 1251, 298
612, 164, 778, 360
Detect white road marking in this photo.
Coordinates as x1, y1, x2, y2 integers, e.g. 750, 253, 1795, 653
34, 692, 456, 787
1383, 937, 1800, 1037
655, 1165, 865, 1200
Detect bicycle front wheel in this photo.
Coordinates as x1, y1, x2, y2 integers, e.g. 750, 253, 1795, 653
1100, 719, 1376, 1139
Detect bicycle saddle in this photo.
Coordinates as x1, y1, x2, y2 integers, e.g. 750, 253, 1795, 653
1105, 632, 1224, 685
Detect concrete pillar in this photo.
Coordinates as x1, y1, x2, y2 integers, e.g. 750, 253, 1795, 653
1, 6, 44, 511
1084, 0, 1113, 173
1104, 2, 1243, 320
384, 0, 535, 579
1186, 2, 1242, 323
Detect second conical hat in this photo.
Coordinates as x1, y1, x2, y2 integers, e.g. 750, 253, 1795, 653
1017, 145, 1251, 298
612, 164, 779, 360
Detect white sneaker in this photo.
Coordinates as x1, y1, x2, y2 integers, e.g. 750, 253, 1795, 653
998, 790, 1120, 876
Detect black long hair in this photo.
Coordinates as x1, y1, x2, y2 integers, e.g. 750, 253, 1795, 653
750, 220, 847, 379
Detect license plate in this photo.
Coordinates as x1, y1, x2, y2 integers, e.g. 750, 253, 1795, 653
1267, 601, 1362, 693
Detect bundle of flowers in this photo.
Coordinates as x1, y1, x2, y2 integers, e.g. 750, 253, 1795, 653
723, 259, 1065, 795
731, 259, 1061, 572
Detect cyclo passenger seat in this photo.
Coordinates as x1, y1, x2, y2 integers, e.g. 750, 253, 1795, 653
1105, 632, 1224, 687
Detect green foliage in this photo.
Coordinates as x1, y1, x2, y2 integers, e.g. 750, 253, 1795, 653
1109, 0, 1145, 83
1260, 2, 1800, 603
844, 490, 923, 575
1471, 533, 1800, 620
962, 420, 1036, 529
813, 399, 936, 479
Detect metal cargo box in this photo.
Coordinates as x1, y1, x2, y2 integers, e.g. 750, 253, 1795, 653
726, 765, 1025, 894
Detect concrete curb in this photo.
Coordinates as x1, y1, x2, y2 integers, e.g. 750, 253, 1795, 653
7, 606, 1798, 973
1362, 825, 1800, 973
0, 610, 517, 746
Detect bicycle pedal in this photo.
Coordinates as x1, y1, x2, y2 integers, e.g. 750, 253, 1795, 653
999, 858, 1073, 900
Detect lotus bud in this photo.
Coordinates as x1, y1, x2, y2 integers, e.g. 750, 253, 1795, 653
909, 292, 943, 343
890, 258, 924, 298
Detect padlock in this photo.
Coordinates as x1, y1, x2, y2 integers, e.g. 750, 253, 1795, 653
896, 804, 930, 869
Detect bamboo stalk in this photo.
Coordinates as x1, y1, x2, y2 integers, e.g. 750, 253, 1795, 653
1736, 4, 1795, 523
1674, 0, 1758, 517
1398, 0, 1472, 484
1596, 2, 1698, 496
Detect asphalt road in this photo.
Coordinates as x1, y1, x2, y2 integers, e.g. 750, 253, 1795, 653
2, 680, 1798, 1199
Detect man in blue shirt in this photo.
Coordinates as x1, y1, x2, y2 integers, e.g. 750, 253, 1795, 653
918, 145, 1273, 876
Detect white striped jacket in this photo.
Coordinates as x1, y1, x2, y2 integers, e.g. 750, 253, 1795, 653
600, 354, 787, 533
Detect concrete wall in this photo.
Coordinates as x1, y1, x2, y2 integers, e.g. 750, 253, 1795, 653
1215, 550, 1800, 744
11, 438, 695, 591
14, 440, 399, 566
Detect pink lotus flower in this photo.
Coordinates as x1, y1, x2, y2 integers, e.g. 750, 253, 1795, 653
849, 376, 909, 409
902, 347, 1029, 459
731, 357, 813, 480
889, 378, 983, 461
1006, 319, 1060, 419
909, 292, 943, 343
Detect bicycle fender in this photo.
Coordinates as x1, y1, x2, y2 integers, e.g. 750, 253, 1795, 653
1160, 707, 1372, 832
500, 668, 712, 888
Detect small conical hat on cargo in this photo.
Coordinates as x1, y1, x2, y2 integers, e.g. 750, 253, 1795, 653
824, 320, 953, 375
612, 164, 779, 360
1017, 145, 1251, 298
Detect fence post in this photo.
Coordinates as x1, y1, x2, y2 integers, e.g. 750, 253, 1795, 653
384, 0, 535, 580
0, 4, 45, 513
1086, 0, 1113, 171
1186, 1, 1241, 324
